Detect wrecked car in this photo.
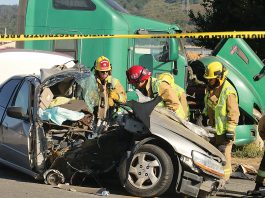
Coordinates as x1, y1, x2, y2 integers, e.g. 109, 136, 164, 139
0, 64, 226, 197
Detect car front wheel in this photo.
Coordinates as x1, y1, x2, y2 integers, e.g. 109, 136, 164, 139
119, 144, 174, 197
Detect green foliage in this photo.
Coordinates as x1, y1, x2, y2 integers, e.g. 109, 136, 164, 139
0, 5, 18, 34
189, 0, 265, 58
232, 142, 264, 158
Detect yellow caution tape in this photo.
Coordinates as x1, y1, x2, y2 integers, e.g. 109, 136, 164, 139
1, 31, 265, 41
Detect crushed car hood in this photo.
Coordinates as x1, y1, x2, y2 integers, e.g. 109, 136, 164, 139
150, 108, 225, 161
127, 97, 225, 161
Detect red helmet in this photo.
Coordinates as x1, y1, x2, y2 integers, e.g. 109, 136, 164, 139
126, 65, 152, 84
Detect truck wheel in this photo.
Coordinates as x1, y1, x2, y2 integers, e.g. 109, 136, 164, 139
119, 144, 173, 197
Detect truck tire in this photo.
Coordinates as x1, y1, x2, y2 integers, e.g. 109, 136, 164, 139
119, 144, 174, 197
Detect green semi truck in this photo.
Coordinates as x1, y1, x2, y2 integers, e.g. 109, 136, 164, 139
16, 0, 264, 146
17, 0, 187, 94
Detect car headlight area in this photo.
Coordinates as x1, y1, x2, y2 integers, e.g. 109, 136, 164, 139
192, 151, 224, 178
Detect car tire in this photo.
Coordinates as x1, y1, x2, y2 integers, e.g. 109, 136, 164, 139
119, 144, 174, 197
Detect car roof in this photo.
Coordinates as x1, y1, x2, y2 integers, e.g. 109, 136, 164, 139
0, 49, 75, 84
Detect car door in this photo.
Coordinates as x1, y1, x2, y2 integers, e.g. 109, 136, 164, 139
0, 79, 21, 159
1, 79, 32, 169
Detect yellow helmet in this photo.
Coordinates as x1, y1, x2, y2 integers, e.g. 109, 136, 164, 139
204, 61, 226, 79
95, 56, 111, 71
157, 73, 174, 85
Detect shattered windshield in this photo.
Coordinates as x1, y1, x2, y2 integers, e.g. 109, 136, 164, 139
76, 72, 99, 113
40, 67, 99, 114
105, 0, 129, 13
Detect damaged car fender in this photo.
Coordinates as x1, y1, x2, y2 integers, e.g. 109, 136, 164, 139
150, 125, 207, 159
150, 109, 226, 162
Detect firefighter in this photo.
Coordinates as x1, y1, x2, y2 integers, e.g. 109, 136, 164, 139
203, 61, 240, 181
253, 115, 265, 191
126, 65, 187, 120
94, 56, 126, 120
157, 72, 189, 119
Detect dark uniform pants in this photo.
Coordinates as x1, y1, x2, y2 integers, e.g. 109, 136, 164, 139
256, 154, 265, 186
213, 134, 233, 181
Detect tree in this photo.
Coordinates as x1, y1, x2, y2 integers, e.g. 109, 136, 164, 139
0, 5, 18, 35
189, 0, 265, 58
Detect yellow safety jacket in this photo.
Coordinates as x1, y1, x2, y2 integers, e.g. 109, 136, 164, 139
96, 76, 126, 120
97, 76, 126, 104
157, 73, 189, 119
203, 80, 238, 135
150, 77, 186, 120
173, 83, 189, 119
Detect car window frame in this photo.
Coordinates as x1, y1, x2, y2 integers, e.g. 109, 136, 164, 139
0, 79, 22, 109
0, 79, 22, 122
11, 79, 31, 117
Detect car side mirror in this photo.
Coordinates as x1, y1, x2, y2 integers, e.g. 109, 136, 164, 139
169, 38, 179, 61
7, 106, 29, 120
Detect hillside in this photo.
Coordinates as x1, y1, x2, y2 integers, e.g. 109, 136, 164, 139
116, 0, 203, 31
0, 5, 18, 34
0, 1, 203, 34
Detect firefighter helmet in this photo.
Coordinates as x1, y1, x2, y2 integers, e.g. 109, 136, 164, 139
204, 61, 226, 79
126, 65, 152, 84
95, 56, 111, 71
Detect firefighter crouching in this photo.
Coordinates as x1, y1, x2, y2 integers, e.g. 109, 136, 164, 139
157, 72, 189, 120
126, 65, 188, 120
203, 61, 240, 181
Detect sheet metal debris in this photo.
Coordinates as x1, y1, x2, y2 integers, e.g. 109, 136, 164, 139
231, 163, 257, 180
56, 184, 110, 196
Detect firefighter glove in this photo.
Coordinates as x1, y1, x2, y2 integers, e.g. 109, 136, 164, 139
197, 114, 208, 126
109, 91, 119, 102
225, 131, 235, 141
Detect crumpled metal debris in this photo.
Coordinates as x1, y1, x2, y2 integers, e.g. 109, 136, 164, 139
231, 163, 257, 180
56, 183, 110, 196
43, 169, 65, 185
154, 106, 214, 140
95, 188, 110, 196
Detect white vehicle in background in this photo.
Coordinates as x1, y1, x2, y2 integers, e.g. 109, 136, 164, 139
0, 49, 75, 84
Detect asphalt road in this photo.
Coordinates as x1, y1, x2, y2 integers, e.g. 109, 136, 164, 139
0, 164, 257, 198
0, 164, 133, 198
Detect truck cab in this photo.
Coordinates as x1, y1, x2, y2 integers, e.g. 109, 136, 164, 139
17, 0, 188, 100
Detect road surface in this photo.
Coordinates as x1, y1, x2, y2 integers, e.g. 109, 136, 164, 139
0, 164, 256, 198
